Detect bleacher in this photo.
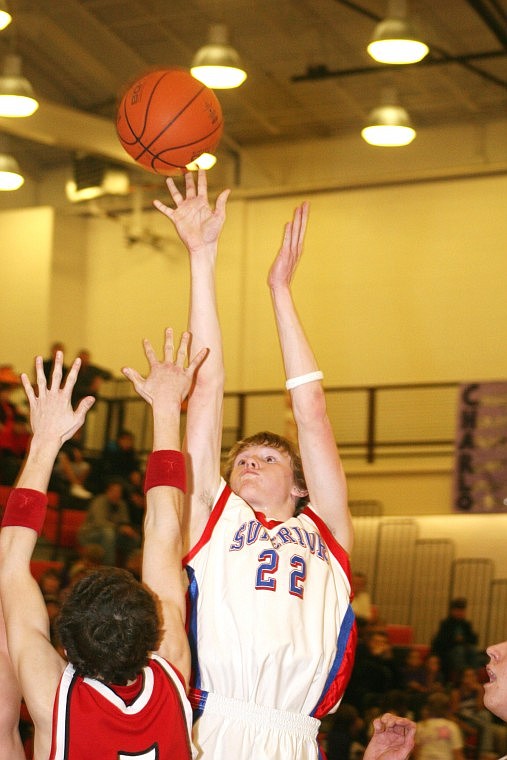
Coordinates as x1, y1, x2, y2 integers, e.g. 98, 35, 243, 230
351, 506, 504, 650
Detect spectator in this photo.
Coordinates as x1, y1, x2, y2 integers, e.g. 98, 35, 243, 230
77, 477, 141, 566
401, 648, 428, 694
38, 567, 63, 599
351, 571, 375, 622
0, 366, 26, 485
424, 654, 446, 694
53, 431, 93, 501
415, 692, 464, 760
326, 703, 366, 760
101, 429, 142, 488
42, 341, 68, 383
401, 648, 446, 720
71, 349, 113, 406
431, 598, 480, 684
125, 482, 145, 533
345, 629, 399, 712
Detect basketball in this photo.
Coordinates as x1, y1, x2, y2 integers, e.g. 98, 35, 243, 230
116, 68, 224, 175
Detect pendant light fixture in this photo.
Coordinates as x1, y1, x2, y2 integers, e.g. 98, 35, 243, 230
0, 0, 12, 31
0, 54, 39, 117
367, 0, 429, 65
191, 24, 247, 89
0, 152, 24, 190
361, 88, 416, 147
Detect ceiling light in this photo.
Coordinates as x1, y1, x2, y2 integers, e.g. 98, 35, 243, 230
361, 88, 416, 146
367, 0, 429, 65
191, 23, 247, 89
186, 152, 217, 171
0, 54, 39, 117
0, 1, 12, 31
0, 152, 24, 190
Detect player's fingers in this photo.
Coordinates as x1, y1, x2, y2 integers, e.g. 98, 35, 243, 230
371, 716, 386, 733
121, 367, 146, 394
175, 331, 190, 367
163, 327, 175, 363
297, 201, 310, 252
197, 167, 208, 196
143, 338, 158, 365
34, 355, 47, 396
49, 351, 65, 391
75, 395, 95, 417
153, 199, 174, 218
280, 221, 292, 253
184, 171, 196, 198
63, 357, 81, 395
21, 371, 36, 405
166, 176, 183, 204
215, 187, 231, 216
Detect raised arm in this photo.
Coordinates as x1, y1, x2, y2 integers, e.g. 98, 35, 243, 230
0, 354, 94, 747
122, 329, 206, 687
268, 202, 353, 551
154, 170, 230, 547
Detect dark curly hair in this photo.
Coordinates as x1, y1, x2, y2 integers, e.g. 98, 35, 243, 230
57, 567, 160, 685
223, 430, 308, 513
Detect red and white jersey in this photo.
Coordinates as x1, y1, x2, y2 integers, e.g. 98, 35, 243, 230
50, 653, 196, 760
184, 480, 356, 758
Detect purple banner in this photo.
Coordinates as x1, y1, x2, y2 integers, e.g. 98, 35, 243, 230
454, 382, 507, 513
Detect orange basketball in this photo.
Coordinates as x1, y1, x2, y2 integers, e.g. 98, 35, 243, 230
116, 68, 224, 175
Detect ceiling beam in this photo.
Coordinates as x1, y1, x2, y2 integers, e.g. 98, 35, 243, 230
464, 0, 507, 48
0, 100, 137, 167
292, 50, 507, 92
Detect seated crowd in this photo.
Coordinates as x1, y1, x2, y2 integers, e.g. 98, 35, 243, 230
322, 600, 500, 760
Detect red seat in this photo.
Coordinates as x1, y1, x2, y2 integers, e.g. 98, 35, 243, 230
385, 624, 414, 646
42, 507, 86, 549
29, 559, 64, 583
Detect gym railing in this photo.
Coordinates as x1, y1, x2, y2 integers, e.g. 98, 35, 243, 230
82, 380, 460, 465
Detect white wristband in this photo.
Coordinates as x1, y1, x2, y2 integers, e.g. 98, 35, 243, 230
285, 371, 324, 390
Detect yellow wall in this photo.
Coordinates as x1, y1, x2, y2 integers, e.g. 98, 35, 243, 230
55, 172, 507, 389
0, 206, 54, 371
1, 171, 507, 518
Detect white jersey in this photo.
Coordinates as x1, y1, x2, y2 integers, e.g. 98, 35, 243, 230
184, 479, 356, 759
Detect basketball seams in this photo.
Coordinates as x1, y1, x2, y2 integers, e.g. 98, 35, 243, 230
138, 70, 169, 141
116, 68, 224, 175
149, 120, 224, 172
117, 70, 167, 146
136, 82, 209, 160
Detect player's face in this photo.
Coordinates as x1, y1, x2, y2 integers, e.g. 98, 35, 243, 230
483, 640, 507, 720
229, 444, 300, 519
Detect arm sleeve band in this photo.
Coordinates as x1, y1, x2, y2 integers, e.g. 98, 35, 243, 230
1, 488, 48, 535
144, 450, 187, 494
285, 370, 324, 390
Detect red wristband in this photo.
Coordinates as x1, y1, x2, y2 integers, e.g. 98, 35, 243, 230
1, 488, 48, 535
144, 450, 186, 494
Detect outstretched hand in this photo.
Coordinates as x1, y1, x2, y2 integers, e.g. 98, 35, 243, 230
363, 713, 416, 760
21, 352, 95, 445
153, 169, 230, 254
267, 201, 309, 290
122, 328, 207, 408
